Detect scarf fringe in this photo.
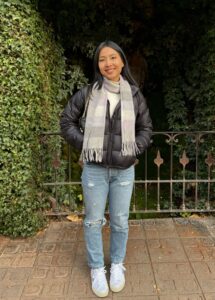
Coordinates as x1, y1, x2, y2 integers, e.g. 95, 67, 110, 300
121, 142, 140, 156
81, 148, 103, 162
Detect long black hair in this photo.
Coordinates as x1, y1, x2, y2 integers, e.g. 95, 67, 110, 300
90, 40, 138, 90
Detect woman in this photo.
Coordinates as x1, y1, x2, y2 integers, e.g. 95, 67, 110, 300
60, 40, 152, 298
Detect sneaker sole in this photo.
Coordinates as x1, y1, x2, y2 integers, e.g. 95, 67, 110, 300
110, 280, 125, 293
92, 287, 109, 298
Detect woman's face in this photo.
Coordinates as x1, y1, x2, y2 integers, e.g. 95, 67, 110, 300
98, 47, 124, 82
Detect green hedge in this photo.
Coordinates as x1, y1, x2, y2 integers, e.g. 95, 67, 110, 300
0, 0, 66, 236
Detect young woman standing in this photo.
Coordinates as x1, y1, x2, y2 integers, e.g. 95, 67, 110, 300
60, 40, 152, 298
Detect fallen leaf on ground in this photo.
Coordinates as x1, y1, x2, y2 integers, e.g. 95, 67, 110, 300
66, 214, 82, 222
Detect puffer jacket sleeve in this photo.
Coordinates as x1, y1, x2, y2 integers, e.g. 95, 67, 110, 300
135, 90, 153, 154
60, 87, 87, 151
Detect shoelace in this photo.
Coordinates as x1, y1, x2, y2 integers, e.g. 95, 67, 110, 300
110, 263, 126, 279
91, 267, 107, 283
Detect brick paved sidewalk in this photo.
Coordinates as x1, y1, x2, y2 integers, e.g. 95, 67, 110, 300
0, 217, 215, 300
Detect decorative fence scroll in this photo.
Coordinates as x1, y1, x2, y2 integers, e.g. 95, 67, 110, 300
40, 131, 215, 215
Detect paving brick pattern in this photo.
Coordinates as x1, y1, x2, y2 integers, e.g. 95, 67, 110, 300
0, 217, 215, 299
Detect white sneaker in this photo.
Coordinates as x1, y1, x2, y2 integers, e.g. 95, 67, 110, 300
91, 267, 109, 298
110, 263, 126, 292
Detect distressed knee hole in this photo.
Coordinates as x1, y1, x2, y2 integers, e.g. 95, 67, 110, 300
84, 218, 106, 227
87, 182, 95, 187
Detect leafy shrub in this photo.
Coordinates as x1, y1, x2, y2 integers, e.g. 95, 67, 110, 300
0, 0, 66, 236
158, 1, 215, 204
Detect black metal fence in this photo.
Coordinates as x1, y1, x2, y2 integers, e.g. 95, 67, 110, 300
40, 131, 215, 215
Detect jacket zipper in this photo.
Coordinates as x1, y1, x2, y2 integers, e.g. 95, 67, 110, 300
107, 101, 113, 166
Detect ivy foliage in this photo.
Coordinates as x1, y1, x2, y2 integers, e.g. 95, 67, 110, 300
154, 0, 215, 131
38, 0, 215, 132
0, 0, 68, 237
37, 0, 215, 205
151, 0, 215, 203
38, 0, 155, 68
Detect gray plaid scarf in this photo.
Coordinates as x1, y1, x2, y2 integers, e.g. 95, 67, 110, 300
81, 75, 139, 162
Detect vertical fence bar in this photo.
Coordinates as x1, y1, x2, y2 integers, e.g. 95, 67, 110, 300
144, 149, 148, 211
195, 133, 200, 209
132, 182, 136, 212
40, 131, 215, 215
205, 152, 215, 210
52, 154, 61, 213
68, 144, 73, 210
207, 165, 211, 210
54, 169, 58, 211
154, 150, 163, 211
179, 150, 189, 210
170, 134, 173, 210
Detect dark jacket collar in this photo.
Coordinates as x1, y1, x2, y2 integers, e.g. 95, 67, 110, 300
131, 84, 139, 96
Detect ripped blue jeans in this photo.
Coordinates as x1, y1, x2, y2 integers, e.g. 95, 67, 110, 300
81, 163, 134, 269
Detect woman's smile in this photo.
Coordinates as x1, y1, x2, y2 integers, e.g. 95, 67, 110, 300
98, 47, 124, 81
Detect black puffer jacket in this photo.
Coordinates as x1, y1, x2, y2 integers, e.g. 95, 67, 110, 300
60, 84, 152, 169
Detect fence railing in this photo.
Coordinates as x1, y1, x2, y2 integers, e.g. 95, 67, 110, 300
40, 131, 215, 216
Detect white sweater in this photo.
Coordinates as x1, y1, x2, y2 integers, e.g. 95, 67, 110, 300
107, 91, 120, 118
